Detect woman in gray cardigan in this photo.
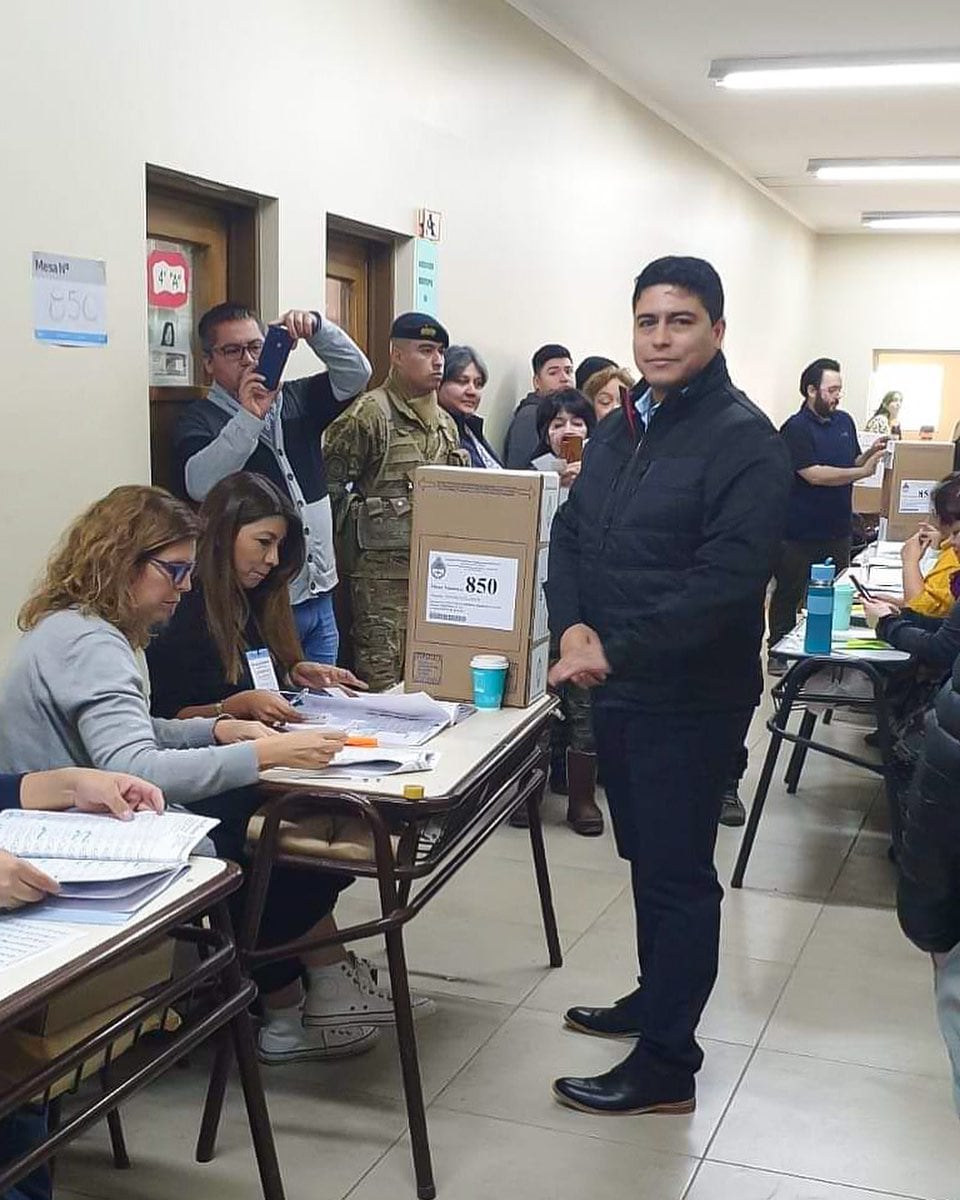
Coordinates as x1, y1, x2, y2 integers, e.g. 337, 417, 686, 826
0, 484, 378, 1065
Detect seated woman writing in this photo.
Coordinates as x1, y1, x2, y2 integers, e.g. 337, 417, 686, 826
0, 484, 416, 1066
146, 472, 434, 1043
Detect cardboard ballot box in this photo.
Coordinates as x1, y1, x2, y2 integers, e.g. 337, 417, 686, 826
879, 441, 954, 541
405, 467, 559, 706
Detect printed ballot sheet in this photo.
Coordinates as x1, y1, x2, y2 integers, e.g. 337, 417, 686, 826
0, 914, 82, 969
288, 689, 473, 747
0, 810, 217, 880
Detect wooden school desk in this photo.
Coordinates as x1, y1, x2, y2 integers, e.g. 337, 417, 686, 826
0, 858, 285, 1200
199, 693, 561, 1200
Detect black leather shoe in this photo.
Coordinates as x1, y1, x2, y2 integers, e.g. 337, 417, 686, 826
719, 786, 746, 827
564, 988, 642, 1039
553, 1056, 695, 1116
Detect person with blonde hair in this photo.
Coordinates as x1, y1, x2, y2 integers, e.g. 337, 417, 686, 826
0, 485, 382, 1065
581, 364, 636, 423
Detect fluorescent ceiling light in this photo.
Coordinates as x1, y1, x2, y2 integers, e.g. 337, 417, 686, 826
810, 158, 960, 182
862, 211, 960, 231
710, 52, 960, 91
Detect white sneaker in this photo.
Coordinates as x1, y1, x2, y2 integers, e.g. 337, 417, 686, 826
303, 952, 437, 1028
258, 1006, 379, 1064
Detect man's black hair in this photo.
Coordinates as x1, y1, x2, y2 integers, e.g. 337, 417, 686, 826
198, 302, 264, 354
799, 358, 841, 400
631, 256, 724, 324
532, 343, 572, 374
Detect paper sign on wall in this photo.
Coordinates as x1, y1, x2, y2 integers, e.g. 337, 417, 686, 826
412, 238, 438, 316
425, 551, 518, 631
33, 251, 107, 346
899, 479, 936, 515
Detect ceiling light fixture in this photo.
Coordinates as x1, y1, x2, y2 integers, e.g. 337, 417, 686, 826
710, 52, 960, 91
862, 211, 960, 231
809, 158, 960, 181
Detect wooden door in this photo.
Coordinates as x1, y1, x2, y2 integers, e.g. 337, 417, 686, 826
146, 186, 258, 495
325, 228, 393, 388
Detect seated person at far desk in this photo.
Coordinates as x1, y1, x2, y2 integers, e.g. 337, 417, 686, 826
888, 474, 960, 619
0, 767, 163, 1200
146, 471, 435, 1046
0, 484, 383, 1068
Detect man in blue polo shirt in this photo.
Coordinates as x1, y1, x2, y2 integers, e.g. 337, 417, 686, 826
767, 357, 887, 672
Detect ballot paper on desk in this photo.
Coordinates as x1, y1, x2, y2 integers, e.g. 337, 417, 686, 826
263, 745, 438, 784
0, 810, 219, 924
286, 687, 474, 747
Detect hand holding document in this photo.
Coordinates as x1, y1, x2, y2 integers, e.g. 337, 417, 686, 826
0, 810, 218, 923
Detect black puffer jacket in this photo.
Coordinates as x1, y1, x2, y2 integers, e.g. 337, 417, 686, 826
897, 658, 960, 953
546, 351, 791, 713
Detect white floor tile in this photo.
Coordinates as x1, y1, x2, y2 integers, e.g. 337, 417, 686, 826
347, 1108, 697, 1200
709, 1049, 960, 1199
435, 1007, 751, 1158
521, 925, 791, 1047
687, 1161, 917, 1199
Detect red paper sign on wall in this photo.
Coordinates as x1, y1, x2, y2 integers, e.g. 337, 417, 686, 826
147, 249, 190, 308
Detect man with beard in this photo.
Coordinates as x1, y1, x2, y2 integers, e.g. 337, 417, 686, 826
766, 358, 888, 672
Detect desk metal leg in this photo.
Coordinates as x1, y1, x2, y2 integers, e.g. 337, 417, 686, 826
732, 713, 790, 889
526, 783, 563, 969
784, 709, 816, 794
383, 925, 435, 1200
196, 1032, 231, 1163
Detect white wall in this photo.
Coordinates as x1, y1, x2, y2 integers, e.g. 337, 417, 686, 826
0, 0, 816, 662
812, 234, 960, 424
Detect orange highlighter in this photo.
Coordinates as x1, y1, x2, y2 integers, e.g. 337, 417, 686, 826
345, 735, 378, 747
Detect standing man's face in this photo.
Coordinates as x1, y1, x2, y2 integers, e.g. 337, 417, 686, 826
808, 370, 843, 419
533, 357, 574, 395
202, 318, 265, 396
391, 339, 445, 395
632, 285, 724, 398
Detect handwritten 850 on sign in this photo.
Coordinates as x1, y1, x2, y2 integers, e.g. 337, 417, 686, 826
32, 251, 107, 346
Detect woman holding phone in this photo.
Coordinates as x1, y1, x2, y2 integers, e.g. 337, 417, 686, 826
522, 390, 603, 834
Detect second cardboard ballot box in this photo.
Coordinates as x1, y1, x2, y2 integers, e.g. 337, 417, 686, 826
405, 467, 559, 706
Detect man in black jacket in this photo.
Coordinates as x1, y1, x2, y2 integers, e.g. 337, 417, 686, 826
546, 256, 791, 1116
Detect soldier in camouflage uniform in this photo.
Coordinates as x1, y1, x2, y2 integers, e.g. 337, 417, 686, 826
324, 313, 469, 691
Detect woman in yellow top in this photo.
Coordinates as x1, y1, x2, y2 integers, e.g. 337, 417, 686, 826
899, 474, 960, 618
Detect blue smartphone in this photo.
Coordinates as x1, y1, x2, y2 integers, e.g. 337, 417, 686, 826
256, 324, 295, 390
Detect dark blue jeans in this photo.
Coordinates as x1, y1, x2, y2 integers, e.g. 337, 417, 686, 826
595, 706, 753, 1077
293, 591, 339, 665
0, 1107, 50, 1200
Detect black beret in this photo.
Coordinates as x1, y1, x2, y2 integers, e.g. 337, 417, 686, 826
575, 355, 617, 390
390, 312, 449, 348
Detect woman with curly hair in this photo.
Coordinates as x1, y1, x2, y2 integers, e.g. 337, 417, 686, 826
0, 485, 387, 1065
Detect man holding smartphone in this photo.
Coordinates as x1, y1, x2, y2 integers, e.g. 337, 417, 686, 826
175, 304, 371, 664
545, 256, 790, 1117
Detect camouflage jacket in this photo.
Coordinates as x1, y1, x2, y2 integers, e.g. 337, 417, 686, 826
324, 370, 468, 578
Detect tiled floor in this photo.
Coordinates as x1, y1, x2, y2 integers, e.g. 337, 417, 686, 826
58, 707, 959, 1200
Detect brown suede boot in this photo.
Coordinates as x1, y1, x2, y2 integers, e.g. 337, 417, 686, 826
566, 750, 603, 836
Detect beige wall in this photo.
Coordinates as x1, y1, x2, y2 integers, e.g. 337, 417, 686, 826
812, 234, 960, 427
0, 0, 817, 663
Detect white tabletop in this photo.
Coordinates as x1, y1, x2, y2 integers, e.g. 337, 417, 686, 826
260, 693, 557, 799
0, 857, 229, 1008
774, 618, 910, 664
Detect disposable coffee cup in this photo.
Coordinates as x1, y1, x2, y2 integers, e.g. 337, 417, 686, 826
470, 654, 509, 710
833, 582, 855, 632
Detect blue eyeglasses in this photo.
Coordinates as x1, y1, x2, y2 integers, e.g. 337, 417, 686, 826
147, 558, 195, 586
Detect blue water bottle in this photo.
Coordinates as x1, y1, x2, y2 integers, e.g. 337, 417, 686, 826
804, 561, 836, 654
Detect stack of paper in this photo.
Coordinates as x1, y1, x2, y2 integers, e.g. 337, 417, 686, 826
285, 688, 474, 747
0, 810, 218, 925
263, 746, 439, 784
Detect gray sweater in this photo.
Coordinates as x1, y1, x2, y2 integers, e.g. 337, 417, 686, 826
0, 610, 259, 804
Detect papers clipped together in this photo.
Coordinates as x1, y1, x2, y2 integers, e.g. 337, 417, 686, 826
285, 688, 473, 748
